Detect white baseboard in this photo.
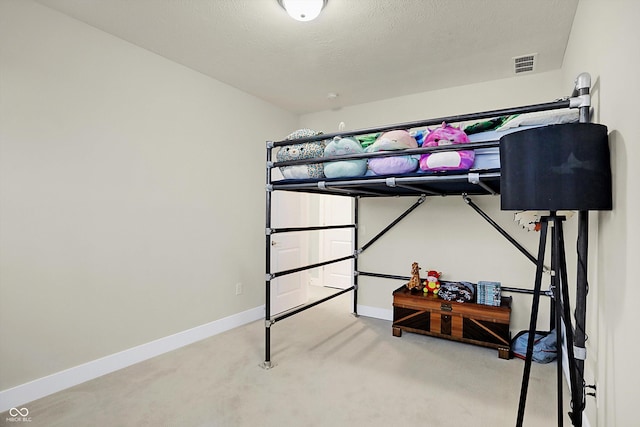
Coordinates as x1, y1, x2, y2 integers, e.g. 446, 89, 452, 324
0, 305, 265, 412
357, 304, 393, 321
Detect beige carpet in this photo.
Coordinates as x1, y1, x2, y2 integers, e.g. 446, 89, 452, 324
2, 286, 570, 426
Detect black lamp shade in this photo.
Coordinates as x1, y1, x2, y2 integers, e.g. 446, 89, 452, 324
500, 123, 612, 211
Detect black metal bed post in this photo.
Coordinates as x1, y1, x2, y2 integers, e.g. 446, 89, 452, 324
571, 72, 593, 426
573, 210, 588, 424
557, 214, 582, 427
263, 141, 274, 369
353, 196, 359, 316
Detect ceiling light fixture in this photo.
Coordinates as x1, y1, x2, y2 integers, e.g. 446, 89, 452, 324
277, 0, 327, 22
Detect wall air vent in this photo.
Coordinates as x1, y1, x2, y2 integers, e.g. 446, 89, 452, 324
513, 54, 537, 74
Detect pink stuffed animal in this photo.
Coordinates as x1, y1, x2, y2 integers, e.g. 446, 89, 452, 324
419, 122, 475, 171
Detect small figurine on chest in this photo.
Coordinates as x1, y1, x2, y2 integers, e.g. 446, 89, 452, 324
407, 262, 422, 292
423, 270, 441, 295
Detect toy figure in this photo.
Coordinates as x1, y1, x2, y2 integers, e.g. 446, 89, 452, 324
423, 270, 441, 295
514, 210, 574, 232
407, 262, 422, 291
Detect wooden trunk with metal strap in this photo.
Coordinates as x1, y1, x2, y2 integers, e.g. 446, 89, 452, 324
392, 285, 512, 359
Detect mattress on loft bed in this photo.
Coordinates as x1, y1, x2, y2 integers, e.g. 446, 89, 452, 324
468, 109, 580, 169
469, 125, 540, 170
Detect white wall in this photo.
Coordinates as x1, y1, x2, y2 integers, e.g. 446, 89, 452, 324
561, 1, 640, 425
0, 0, 297, 392
300, 71, 569, 333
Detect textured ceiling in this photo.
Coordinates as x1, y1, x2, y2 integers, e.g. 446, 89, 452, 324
35, 0, 579, 114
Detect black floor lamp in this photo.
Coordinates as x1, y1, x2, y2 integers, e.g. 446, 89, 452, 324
500, 122, 612, 427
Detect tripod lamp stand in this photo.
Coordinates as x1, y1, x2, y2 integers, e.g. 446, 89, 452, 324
500, 122, 612, 427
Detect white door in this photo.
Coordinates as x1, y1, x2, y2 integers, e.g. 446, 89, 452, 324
319, 195, 353, 289
270, 189, 309, 315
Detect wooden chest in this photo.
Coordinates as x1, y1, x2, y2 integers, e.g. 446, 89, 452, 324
392, 285, 512, 359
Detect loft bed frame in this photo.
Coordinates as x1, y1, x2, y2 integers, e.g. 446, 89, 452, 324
264, 73, 594, 426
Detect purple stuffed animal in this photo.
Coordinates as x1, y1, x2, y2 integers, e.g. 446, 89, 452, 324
419, 122, 475, 171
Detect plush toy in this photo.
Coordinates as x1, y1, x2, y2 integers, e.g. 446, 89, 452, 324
423, 270, 441, 295
514, 210, 575, 232
323, 136, 367, 178
514, 211, 543, 232
419, 122, 475, 171
438, 281, 475, 303
366, 130, 419, 175
407, 262, 422, 291
276, 129, 326, 179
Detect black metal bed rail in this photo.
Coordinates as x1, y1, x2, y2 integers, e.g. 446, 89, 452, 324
357, 271, 552, 297
269, 224, 355, 234
269, 172, 501, 198
272, 140, 500, 169
502, 286, 553, 297
270, 99, 572, 147
358, 271, 409, 281
353, 197, 360, 315
476, 182, 497, 196
394, 183, 442, 196
360, 196, 426, 251
271, 285, 356, 324
270, 173, 500, 192
462, 195, 553, 275
309, 185, 392, 197
270, 254, 355, 279
462, 195, 539, 266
